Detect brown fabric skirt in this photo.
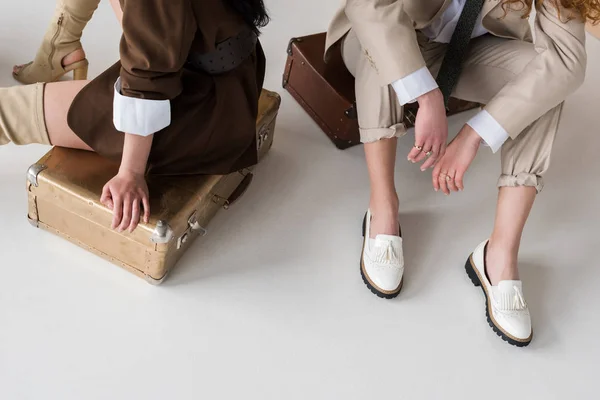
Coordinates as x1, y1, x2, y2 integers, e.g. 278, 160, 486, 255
67, 42, 266, 176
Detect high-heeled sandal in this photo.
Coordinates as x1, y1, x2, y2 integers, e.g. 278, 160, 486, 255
12, 0, 100, 84
14, 58, 89, 84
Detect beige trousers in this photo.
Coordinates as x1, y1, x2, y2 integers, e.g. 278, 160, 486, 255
341, 30, 563, 193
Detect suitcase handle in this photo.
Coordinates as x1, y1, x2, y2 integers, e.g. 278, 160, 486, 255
212, 172, 254, 210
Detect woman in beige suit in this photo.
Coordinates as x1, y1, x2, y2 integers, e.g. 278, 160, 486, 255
326, 0, 597, 346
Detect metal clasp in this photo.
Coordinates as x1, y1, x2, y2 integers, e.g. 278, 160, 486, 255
187, 211, 207, 236
212, 195, 230, 210
258, 126, 270, 151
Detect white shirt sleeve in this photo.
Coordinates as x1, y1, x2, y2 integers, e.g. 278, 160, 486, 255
391, 67, 439, 105
113, 77, 171, 136
466, 110, 509, 153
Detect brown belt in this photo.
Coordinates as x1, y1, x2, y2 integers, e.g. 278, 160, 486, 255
187, 28, 258, 75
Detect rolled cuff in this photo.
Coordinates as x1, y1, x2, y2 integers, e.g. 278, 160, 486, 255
467, 110, 509, 153
497, 173, 544, 194
360, 123, 407, 144
113, 77, 171, 136
391, 67, 439, 105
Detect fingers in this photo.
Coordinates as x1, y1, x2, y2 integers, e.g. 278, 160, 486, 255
413, 140, 432, 163
103, 175, 149, 233
455, 168, 465, 191
433, 164, 451, 195
438, 142, 448, 160
142, 195, 150, 224
111, 196, 147, 233
438, 173, 450, 195
119, 196, 132, 232
129, 200, 141, 233
447, 170, 459, 192
111, 195, 123, 230
432, 164, 441, 192
100, 185, 114, 210
407, 143, 424, 162
420, 143, 442, 171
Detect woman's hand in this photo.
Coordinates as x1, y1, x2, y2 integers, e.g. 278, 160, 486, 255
407, 89, 449, 170
432, 124, 482, 195
100, 170, 150, 233
102, 133, 154, 232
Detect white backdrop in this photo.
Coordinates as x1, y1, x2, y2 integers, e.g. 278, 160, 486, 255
1, 1, 599, 399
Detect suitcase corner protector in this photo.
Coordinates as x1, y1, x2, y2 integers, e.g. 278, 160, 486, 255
26, 163, 48, 187
27, 215, 39, 228
150, 220, 174, 244
286, 37, 302, 56
145, 271, 169, 286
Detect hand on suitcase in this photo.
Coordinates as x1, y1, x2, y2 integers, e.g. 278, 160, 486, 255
407, 89, 448, 170
100, 171, 150, 233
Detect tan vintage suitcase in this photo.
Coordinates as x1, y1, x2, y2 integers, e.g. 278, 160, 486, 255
26, 89, 281, 284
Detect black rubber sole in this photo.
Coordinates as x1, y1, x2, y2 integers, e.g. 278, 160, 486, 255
464, 257, 531, 347
360, 213, 402, 299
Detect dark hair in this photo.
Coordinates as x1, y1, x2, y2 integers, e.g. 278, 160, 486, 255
225, 0, 270, 34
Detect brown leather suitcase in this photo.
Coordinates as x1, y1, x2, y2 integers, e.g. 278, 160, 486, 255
282, 32, 481, 149
25, 89, 281, 284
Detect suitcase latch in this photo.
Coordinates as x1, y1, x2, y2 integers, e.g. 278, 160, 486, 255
258, 125, 271, 151
177, 211, 208, 250
187, 212, 207, 236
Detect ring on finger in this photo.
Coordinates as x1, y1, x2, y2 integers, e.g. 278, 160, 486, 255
425, 150, 433, 157
439, 172, 452, 181
414, 145, 423, 151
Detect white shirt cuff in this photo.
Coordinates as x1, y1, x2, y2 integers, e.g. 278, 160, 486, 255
466, 110, 509, 153
113, 77, 171, 136
391, 67, 439, 105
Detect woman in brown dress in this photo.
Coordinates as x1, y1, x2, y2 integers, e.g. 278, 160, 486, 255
1, 0, 269, 232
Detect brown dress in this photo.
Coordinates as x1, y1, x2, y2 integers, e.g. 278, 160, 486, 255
67, 0, 266, 176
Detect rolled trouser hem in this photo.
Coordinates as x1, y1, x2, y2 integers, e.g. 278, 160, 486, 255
497, 173, 544, 194
360, 123, 407, 144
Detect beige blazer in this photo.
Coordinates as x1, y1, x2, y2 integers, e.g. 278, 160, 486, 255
325, 0, 587, 139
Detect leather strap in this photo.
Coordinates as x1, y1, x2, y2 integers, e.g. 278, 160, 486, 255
187, 28, 258, 75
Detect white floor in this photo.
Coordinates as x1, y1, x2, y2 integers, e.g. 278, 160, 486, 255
1, 2, 600, 399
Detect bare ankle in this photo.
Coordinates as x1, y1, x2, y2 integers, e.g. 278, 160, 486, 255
485, 241, 519, 285
370, 189, 398, 210
62, 48, 86, 68
368, 196, 400, 238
